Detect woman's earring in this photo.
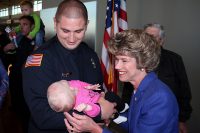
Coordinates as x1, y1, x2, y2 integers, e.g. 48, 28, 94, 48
141, 68, 144, 71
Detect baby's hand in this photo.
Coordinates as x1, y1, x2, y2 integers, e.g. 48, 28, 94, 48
75, 103, 92, 112
85, 84, 101, 90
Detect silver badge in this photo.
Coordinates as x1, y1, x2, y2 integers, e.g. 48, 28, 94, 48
91, 58, 96, 68
61, 72, 72, 78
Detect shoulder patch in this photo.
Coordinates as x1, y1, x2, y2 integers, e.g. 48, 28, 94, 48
25, 54, 43, 68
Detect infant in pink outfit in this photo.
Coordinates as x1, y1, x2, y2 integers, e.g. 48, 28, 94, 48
47, 80, 106, 118
47, 80, 129, 123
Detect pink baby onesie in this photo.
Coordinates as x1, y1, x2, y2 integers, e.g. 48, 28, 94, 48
69, 80, 101, 117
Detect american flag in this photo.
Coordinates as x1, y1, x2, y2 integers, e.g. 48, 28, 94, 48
101, 0, 128, 93
25, 54, 43, 67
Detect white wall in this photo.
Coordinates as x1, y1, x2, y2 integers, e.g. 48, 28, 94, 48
43, 0, 200, 132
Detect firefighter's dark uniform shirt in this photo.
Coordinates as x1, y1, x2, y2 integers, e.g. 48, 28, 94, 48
22, 36, 103, 133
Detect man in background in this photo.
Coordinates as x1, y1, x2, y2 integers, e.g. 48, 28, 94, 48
4, 15, 35, 133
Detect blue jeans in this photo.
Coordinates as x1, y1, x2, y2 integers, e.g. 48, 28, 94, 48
35, 29, 45, 47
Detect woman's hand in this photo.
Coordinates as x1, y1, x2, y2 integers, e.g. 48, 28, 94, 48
64, 112, 102, 133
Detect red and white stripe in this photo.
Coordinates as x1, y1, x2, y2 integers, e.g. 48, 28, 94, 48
101, 0, 128, 93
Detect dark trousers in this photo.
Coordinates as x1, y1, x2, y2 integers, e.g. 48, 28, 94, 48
9, 67, 30, 133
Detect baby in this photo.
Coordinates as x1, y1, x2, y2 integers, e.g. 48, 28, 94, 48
47, 80, 128, 123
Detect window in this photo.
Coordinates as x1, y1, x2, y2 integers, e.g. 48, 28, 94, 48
12, 5, 21, 15
9, 0, 42, 16
0, 8, 8, 17
34, 0, 42, 11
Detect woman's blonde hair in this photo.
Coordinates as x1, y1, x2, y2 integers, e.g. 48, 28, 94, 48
108, 29, 160, 72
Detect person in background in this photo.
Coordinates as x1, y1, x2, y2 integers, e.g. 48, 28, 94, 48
0, 27, 11, 59
122, 23, 192, 133
64, 29, 179, 133
15, 0, 45, 50
144, 23, 192, 133
0, 27, 15, 70
0, 58, 9, 109
3, 15, 35, 53
22, 0, 116, 133
4, 15, 35, 133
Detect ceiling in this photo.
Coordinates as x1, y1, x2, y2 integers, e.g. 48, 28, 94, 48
0, 0, 24, 9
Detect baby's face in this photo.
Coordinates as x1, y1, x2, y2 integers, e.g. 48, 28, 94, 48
21, 5, 32, 15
